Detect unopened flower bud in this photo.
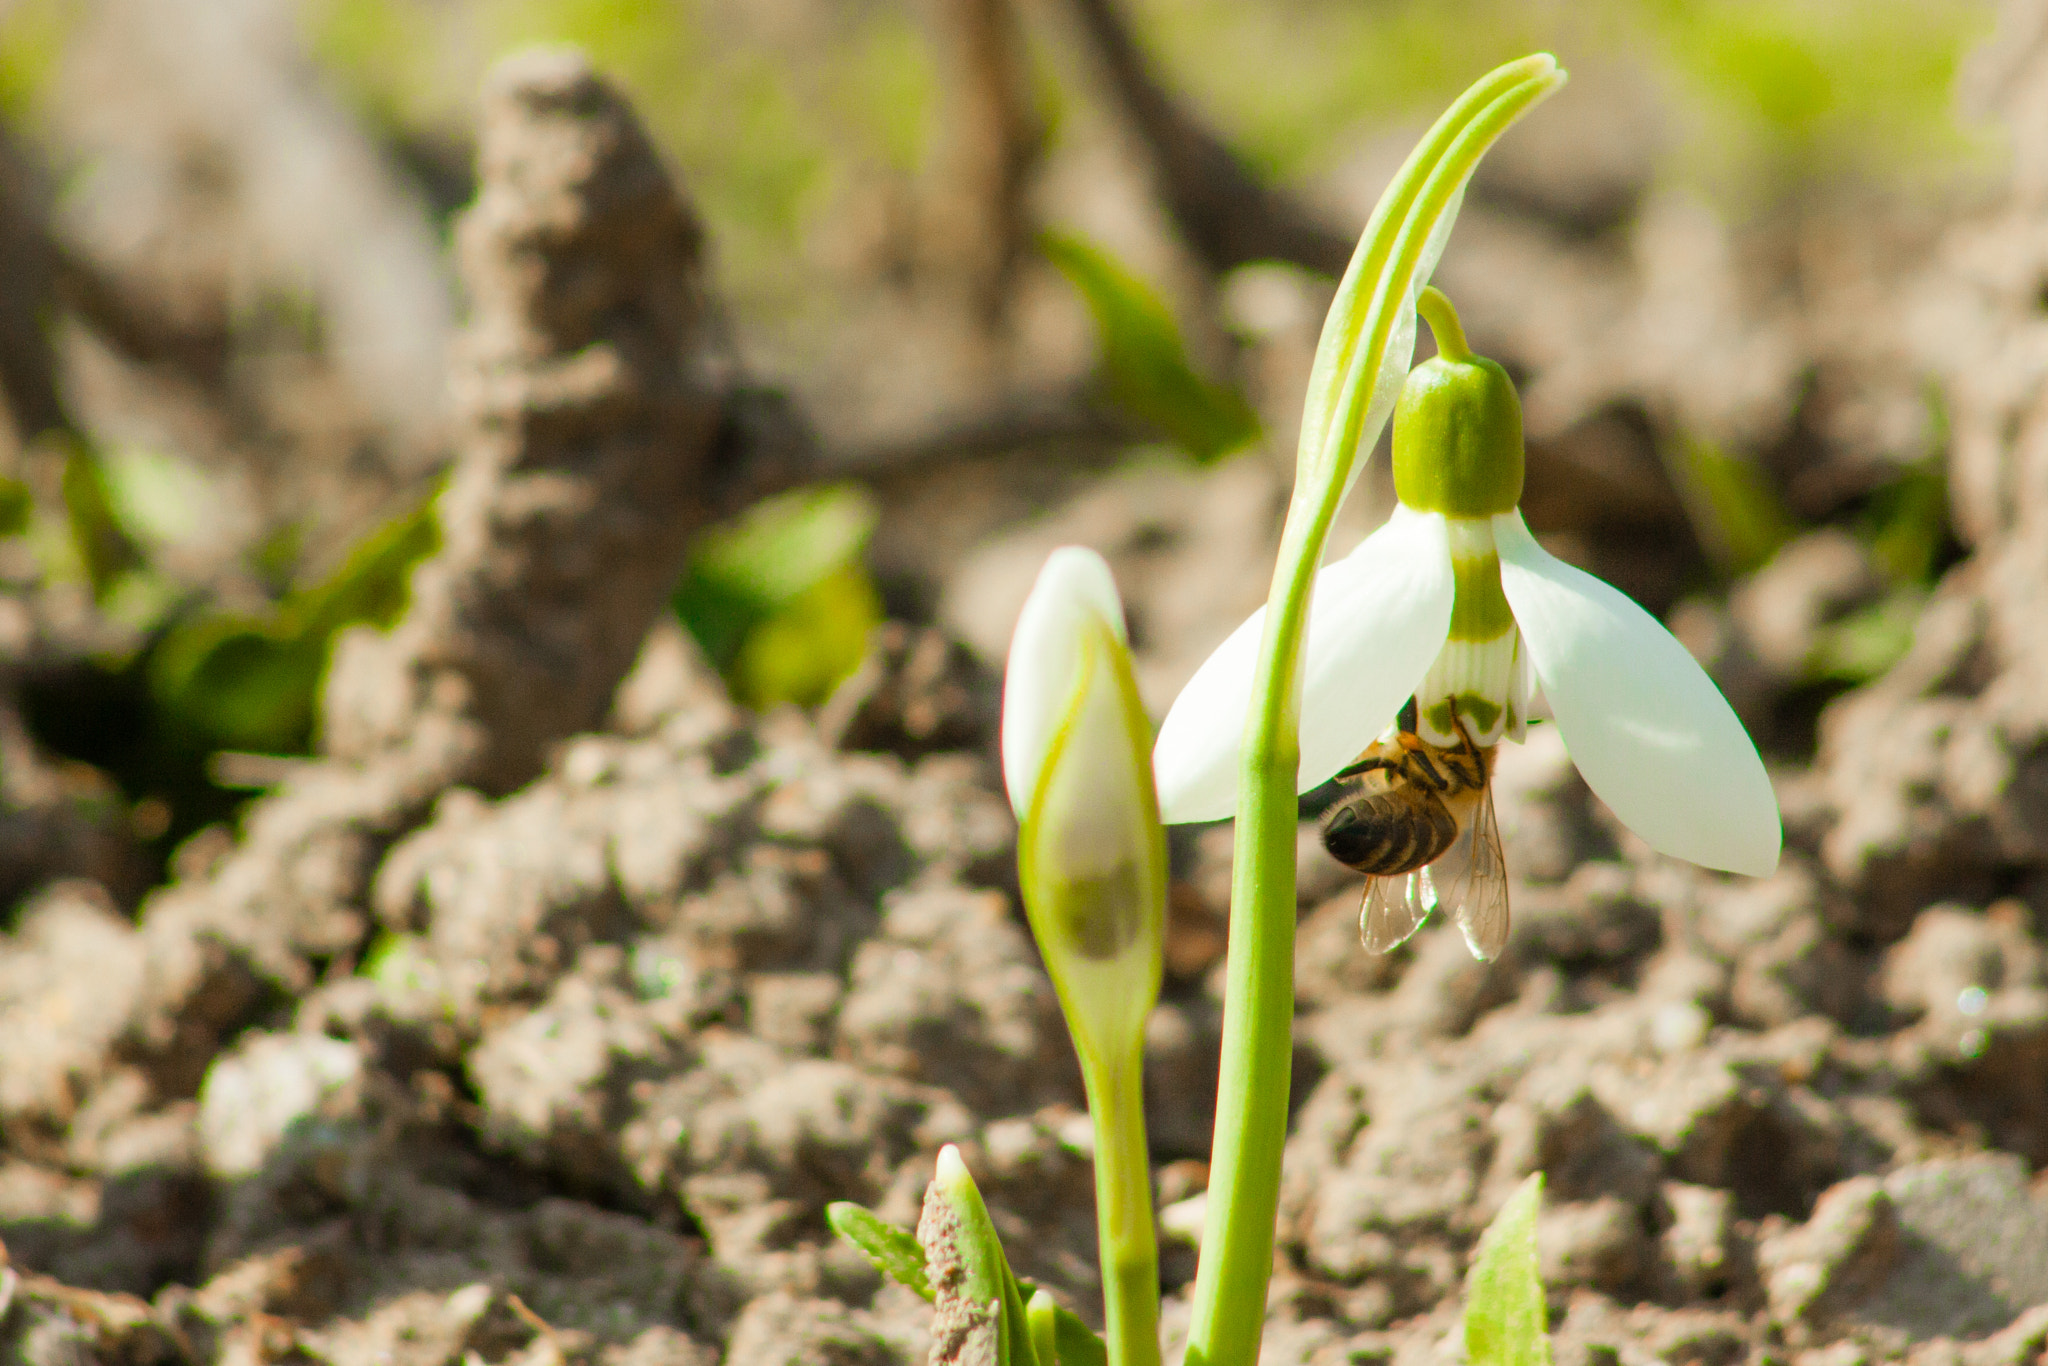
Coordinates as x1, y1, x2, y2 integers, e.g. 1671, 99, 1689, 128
1002, 548, 1166, 1067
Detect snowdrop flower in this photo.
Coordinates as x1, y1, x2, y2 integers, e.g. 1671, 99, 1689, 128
1154, 289, 1780, 878
1003, 548, 1166, 1065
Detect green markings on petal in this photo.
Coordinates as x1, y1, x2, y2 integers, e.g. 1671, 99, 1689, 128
1424, 693, 1501, 739
1450, 551, 1514, 642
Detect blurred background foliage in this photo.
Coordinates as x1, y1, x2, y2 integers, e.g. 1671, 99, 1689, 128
0, 0, 1996, 869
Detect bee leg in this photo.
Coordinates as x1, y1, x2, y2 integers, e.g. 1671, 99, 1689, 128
1396, 696, 1419, 735
1333, 754, 1390, 782
1445, 697, 1482, 761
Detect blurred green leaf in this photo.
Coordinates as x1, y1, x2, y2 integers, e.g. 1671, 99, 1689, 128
1042, 230, 1260, 464
692, 483, 876, 607
1671, 436, 1799, 577
1806, 588, 1923, 684
150, 619, 326, 760
731, 562, 882, 710
826, 1202, 932, 1301
0, 0, 76, 122
673, 484, 882, 710
98, 444, 222, 552
59, 438, 149, 601
291, 494, 441, 637
1464, 1172, 1550, 1366
1860, 459, 1949, 586
148, 492, 440, 756
0, 477, 32, 537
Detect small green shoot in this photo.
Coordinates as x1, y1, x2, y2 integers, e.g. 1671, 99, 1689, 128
1670, 435, 1798, 577
1464, 1173, 1550, 1366
149, 492, 440, 756
671, 483, 883, 709
828, 1191, 1106, 1366
1042, 231, 1261, 464
826, 1201, 932, 1302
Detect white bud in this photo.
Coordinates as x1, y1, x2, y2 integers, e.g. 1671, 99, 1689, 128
1001, 548, 1165, 1064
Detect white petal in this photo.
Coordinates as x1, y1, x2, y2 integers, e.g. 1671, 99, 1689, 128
1001, 547, 1126, 816
1153, 506, 1453, 823
1492, 511, 1781, 876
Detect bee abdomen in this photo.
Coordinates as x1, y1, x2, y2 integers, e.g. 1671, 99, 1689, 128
1320, 794, 1457, 875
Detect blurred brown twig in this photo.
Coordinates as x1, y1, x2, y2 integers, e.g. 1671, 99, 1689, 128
1060, 0, 1354, 276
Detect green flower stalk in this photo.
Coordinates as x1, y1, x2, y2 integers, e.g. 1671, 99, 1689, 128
1148, 56, 1571, 1366
1002, 548, 1166, 1366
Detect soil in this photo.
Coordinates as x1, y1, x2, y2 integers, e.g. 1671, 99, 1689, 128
4, 9, 2048, 1366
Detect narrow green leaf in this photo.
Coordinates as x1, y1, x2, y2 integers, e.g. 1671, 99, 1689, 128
59, 437, 146, 600
1041, 230, 1260, 463
1861, 459, 1949, 586
1464, 1172, 1550, 1366
0, 476, 29, 537
1026, 1289, 1058, 1366
147, 488, 441, 756
921, 1146, 1034, 1366
1671, 436, 1798, 576
1008, 1276, 1105, 1366
826, 1201, 932, 1302
1050, 1304, 1105, 1366
289, 491, 441, 637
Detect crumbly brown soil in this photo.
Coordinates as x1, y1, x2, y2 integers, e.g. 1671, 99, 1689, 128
5, 13, 2048, 1366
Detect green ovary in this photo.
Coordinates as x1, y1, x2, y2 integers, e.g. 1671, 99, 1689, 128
1391, 355, 1525, 517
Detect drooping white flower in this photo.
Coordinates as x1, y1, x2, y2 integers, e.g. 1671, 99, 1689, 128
1002, 548, 1166, 1065
1153, 290, 1780, 879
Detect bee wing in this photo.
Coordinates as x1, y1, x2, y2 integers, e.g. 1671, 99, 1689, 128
1441, 784, 1511, 961
1360, 869, 1436, 955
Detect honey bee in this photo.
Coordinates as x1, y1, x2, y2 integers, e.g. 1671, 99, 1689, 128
1319, 698, 1509, 961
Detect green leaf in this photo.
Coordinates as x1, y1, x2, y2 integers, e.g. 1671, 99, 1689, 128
98, 445, 217, 552
1464, 1172, 1550, 1366
148, 618, 325, 756
1047, 1300, 1105, 1366
147, 489, 441, 756
1806, 588, 1923, 685
1860, 459, 1948, 586
730, 561, 882, 709
826, 1202, 932, 1302
1671, 436, 1799, 577
288, 492, 441, 637
920, 1147, 1038, 1366
1041, 231, 1260, 464
0, 477, 34, 537
59, 438, 147, 600
673, 484, 883, 708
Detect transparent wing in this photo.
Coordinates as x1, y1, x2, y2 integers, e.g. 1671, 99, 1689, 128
1442, 785, 1511, 961
1360, 868, 1436, 955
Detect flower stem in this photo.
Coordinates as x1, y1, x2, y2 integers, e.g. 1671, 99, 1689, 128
1082, 1052, 1161, 1366
1418, 286, 1473, 362
1181, 56, 1563, 1366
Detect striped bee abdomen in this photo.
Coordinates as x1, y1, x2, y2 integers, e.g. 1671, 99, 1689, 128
1321, 789, 1458, 876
